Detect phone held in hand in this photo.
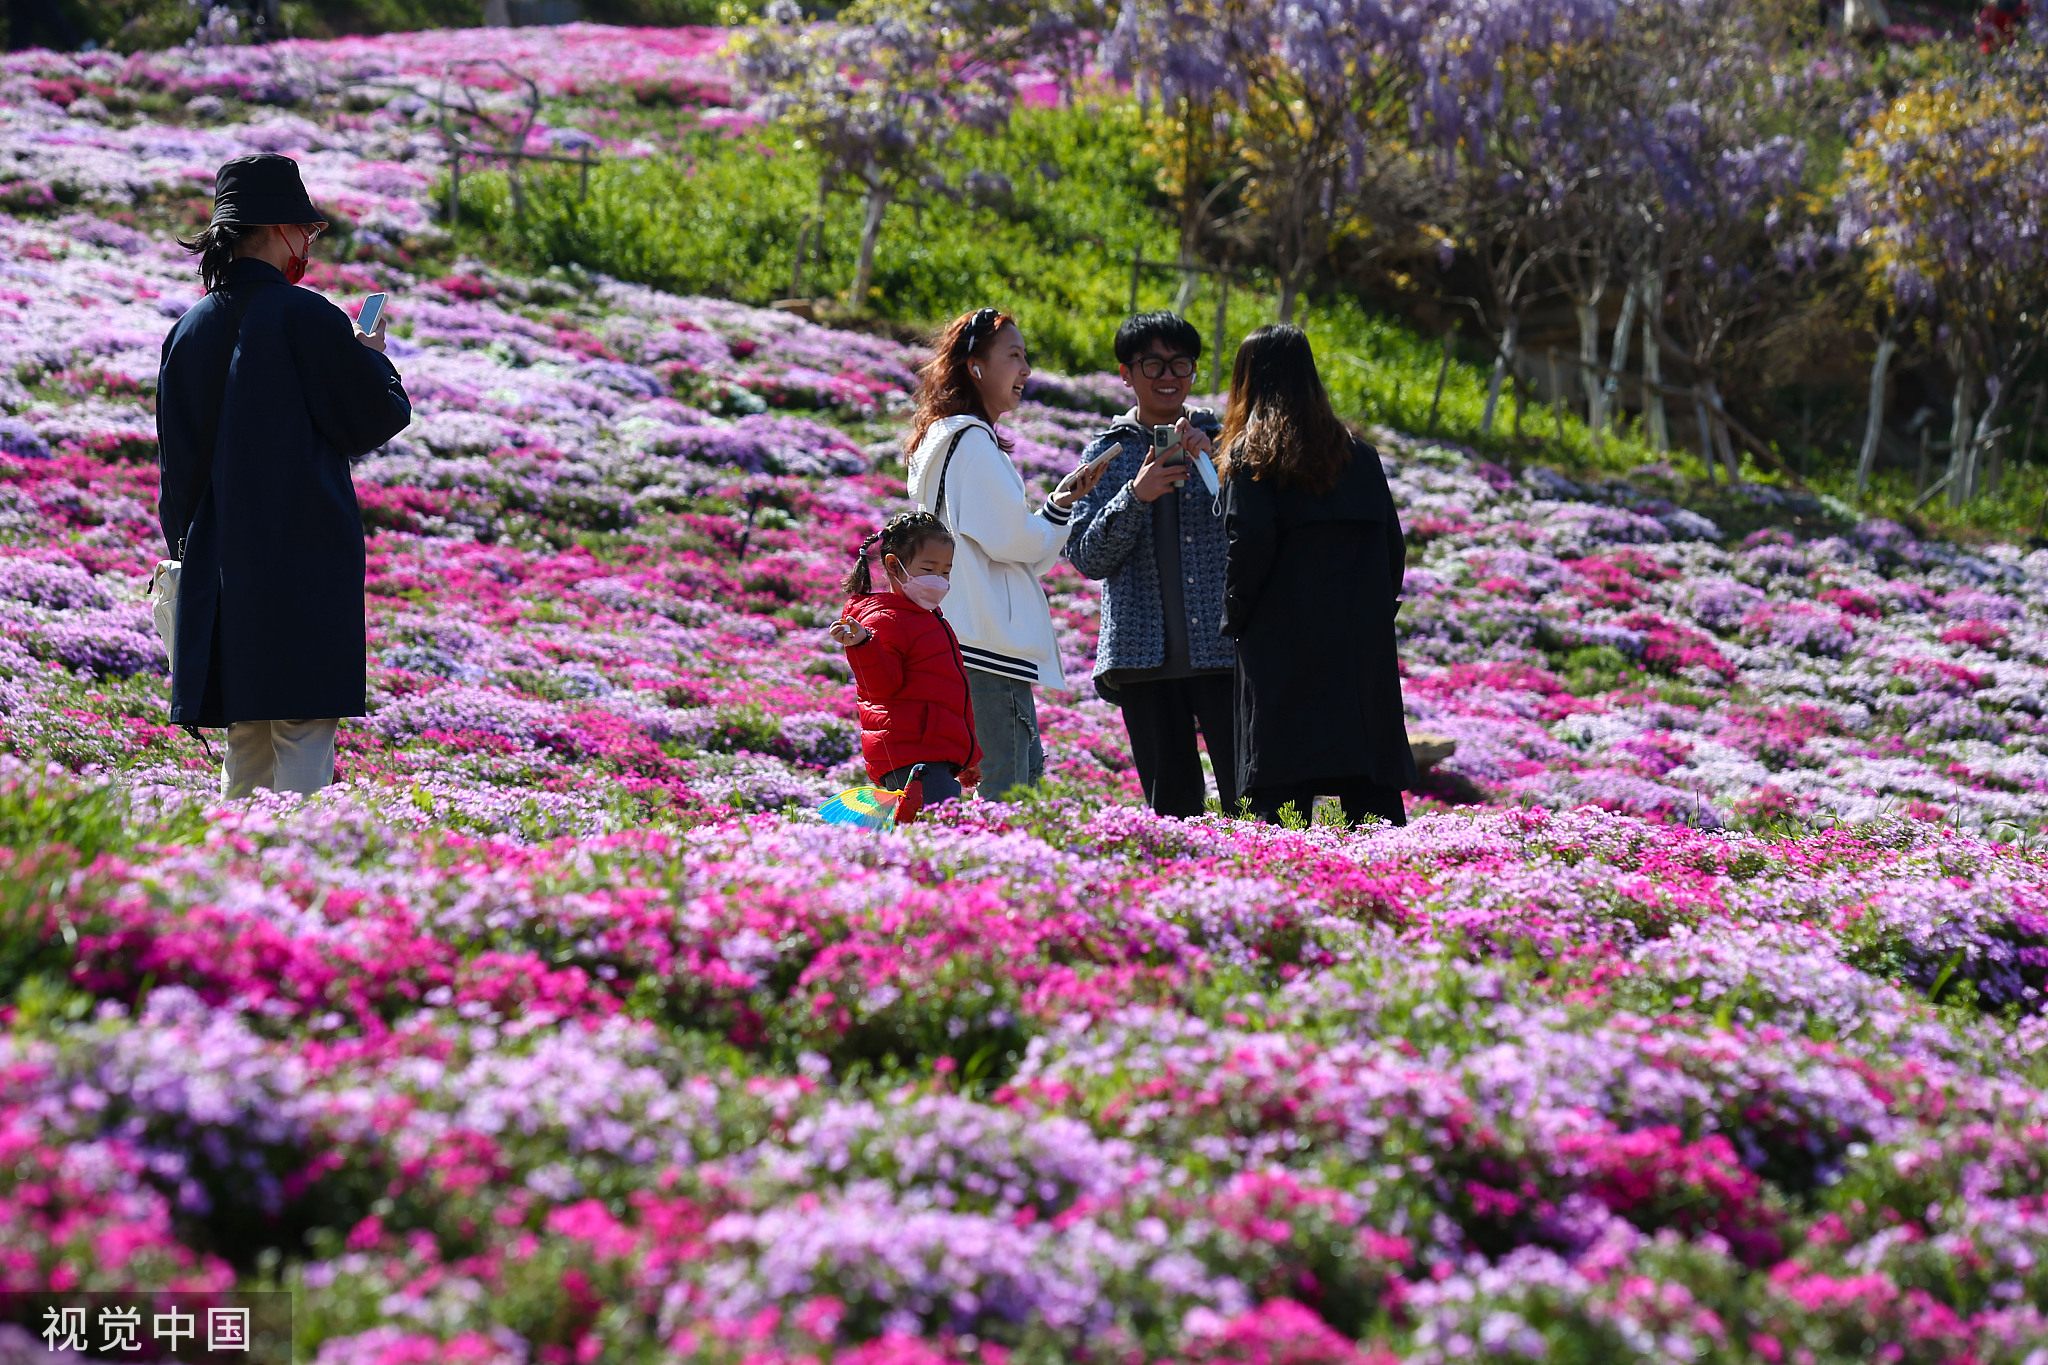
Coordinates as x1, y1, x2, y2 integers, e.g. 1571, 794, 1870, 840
1152, 424, 1186, 466
356, 292, 387, 334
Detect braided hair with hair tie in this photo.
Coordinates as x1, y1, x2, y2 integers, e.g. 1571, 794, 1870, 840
841, 510, 953, 598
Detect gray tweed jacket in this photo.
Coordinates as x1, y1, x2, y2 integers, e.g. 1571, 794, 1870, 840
1065, 407, 1232, 679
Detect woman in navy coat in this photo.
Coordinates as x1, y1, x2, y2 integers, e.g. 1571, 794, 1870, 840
157, 154, 411, 794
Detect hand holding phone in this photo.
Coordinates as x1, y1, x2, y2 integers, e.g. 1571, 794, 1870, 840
1052, 451, 1114, 510
355, 293, 389, 353
1134, 427, 1192, 503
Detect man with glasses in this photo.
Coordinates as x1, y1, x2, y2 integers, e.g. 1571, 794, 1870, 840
1066, 312, 1238, 818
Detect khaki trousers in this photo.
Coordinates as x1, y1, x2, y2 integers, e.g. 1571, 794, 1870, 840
222, 718, 339, 798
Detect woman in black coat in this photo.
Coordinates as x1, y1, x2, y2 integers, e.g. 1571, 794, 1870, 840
1218, 325, 1416, 827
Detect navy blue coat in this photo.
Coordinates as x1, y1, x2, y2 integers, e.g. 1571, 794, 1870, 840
156, 258, 411, 726
1221, 438, 1416, 793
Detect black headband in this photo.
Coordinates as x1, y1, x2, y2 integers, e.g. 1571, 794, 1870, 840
958, 308, 999, 356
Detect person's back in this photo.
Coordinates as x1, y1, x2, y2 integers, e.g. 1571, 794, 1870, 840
1218, 325, 1415, 826
157, 153, 411, 797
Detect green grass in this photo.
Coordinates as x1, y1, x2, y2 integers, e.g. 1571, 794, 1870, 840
460, 104, 1656, 461
451, 97, 2047, 543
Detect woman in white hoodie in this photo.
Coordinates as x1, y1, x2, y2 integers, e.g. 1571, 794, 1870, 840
905, 308, 1109, 797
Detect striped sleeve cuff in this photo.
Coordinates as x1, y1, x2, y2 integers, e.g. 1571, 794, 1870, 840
1042, 499, 1072, 526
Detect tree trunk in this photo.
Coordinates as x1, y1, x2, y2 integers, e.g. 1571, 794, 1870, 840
1967, 377, 2009, 505
1277, 270, 1302, 325
1693, 385, 1716, 486
1601, 283, 1638, 434
1576, 301, 1605, 432
1946, 370, 1975, 508
1481, 314, 1519, 436
1856, 333, 1896, 497
1707, 383, 1741, 484
852, 181, 891, 312
1640, 278, 1667, 452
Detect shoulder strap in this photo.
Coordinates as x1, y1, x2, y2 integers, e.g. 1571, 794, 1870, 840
177, 284, 259, 559
930, 425, 973, 524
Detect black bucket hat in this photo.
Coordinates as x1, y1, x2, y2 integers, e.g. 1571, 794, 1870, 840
209, 153, 327, 230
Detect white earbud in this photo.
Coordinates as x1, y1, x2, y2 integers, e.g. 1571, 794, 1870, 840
971, 365, 983, 379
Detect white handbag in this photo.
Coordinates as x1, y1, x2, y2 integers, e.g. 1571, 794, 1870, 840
146, 557, 181, 661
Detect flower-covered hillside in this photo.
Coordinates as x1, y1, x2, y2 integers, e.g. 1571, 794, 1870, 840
3, 21, 2048, 1365
6, 190, 2048, 832
2, 25, 732, 245
0, 210, 1132, 834
3, 764, 2046, 1363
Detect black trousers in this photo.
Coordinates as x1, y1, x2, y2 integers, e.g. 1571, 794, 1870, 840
1117, 673, 1239, 818
1247, 777, 1408, 828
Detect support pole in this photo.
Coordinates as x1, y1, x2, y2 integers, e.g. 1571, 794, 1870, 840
1129, 252, 1142, 317
449, 151, 461, 227
1212, 273, 1230, 396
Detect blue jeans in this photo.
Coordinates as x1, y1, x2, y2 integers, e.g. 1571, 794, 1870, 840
881, 762, 963, 809
966, 668, 1043, 799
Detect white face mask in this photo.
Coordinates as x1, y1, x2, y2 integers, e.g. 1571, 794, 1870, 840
899, 574, 950, 610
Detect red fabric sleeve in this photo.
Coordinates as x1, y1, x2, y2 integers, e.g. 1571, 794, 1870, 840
844, 598, 908, 700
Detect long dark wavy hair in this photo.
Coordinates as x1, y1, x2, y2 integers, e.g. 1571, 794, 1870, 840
178, 222, 253, 293
1215, 324, 1355, 495
905, 308, 1018, 456
842, 511, 955, 597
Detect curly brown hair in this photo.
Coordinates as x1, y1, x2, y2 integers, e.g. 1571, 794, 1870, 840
905, 308, 1018, 457
1215, 324, 1355, 496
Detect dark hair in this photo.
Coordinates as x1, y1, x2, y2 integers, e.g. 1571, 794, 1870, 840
906, 308, 1018, 457
1215, 324, 1354, 495
843, 511, 954, 596
178, 221, 252, 293
1114, 311, 1202, 366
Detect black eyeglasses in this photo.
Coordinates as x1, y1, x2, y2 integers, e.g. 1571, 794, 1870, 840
1135, 355, 1198, 379
959, 307, 999, 355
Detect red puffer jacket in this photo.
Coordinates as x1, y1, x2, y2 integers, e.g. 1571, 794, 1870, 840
843, 593, 981, 785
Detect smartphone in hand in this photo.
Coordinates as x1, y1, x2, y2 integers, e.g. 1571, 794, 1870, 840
1153, 424, 1186, 466
356, 292, 387, 334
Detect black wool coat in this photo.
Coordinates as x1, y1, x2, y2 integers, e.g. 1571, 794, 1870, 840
1220, 437, 1418, 794
157, 257, 411, 726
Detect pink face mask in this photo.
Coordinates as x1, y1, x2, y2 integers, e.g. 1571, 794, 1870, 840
898, 574, 950, 611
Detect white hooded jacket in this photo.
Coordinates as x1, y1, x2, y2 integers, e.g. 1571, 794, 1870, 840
906, 414, 1073, 689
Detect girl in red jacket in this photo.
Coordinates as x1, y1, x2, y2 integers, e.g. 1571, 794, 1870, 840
827, 511, 982, 806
